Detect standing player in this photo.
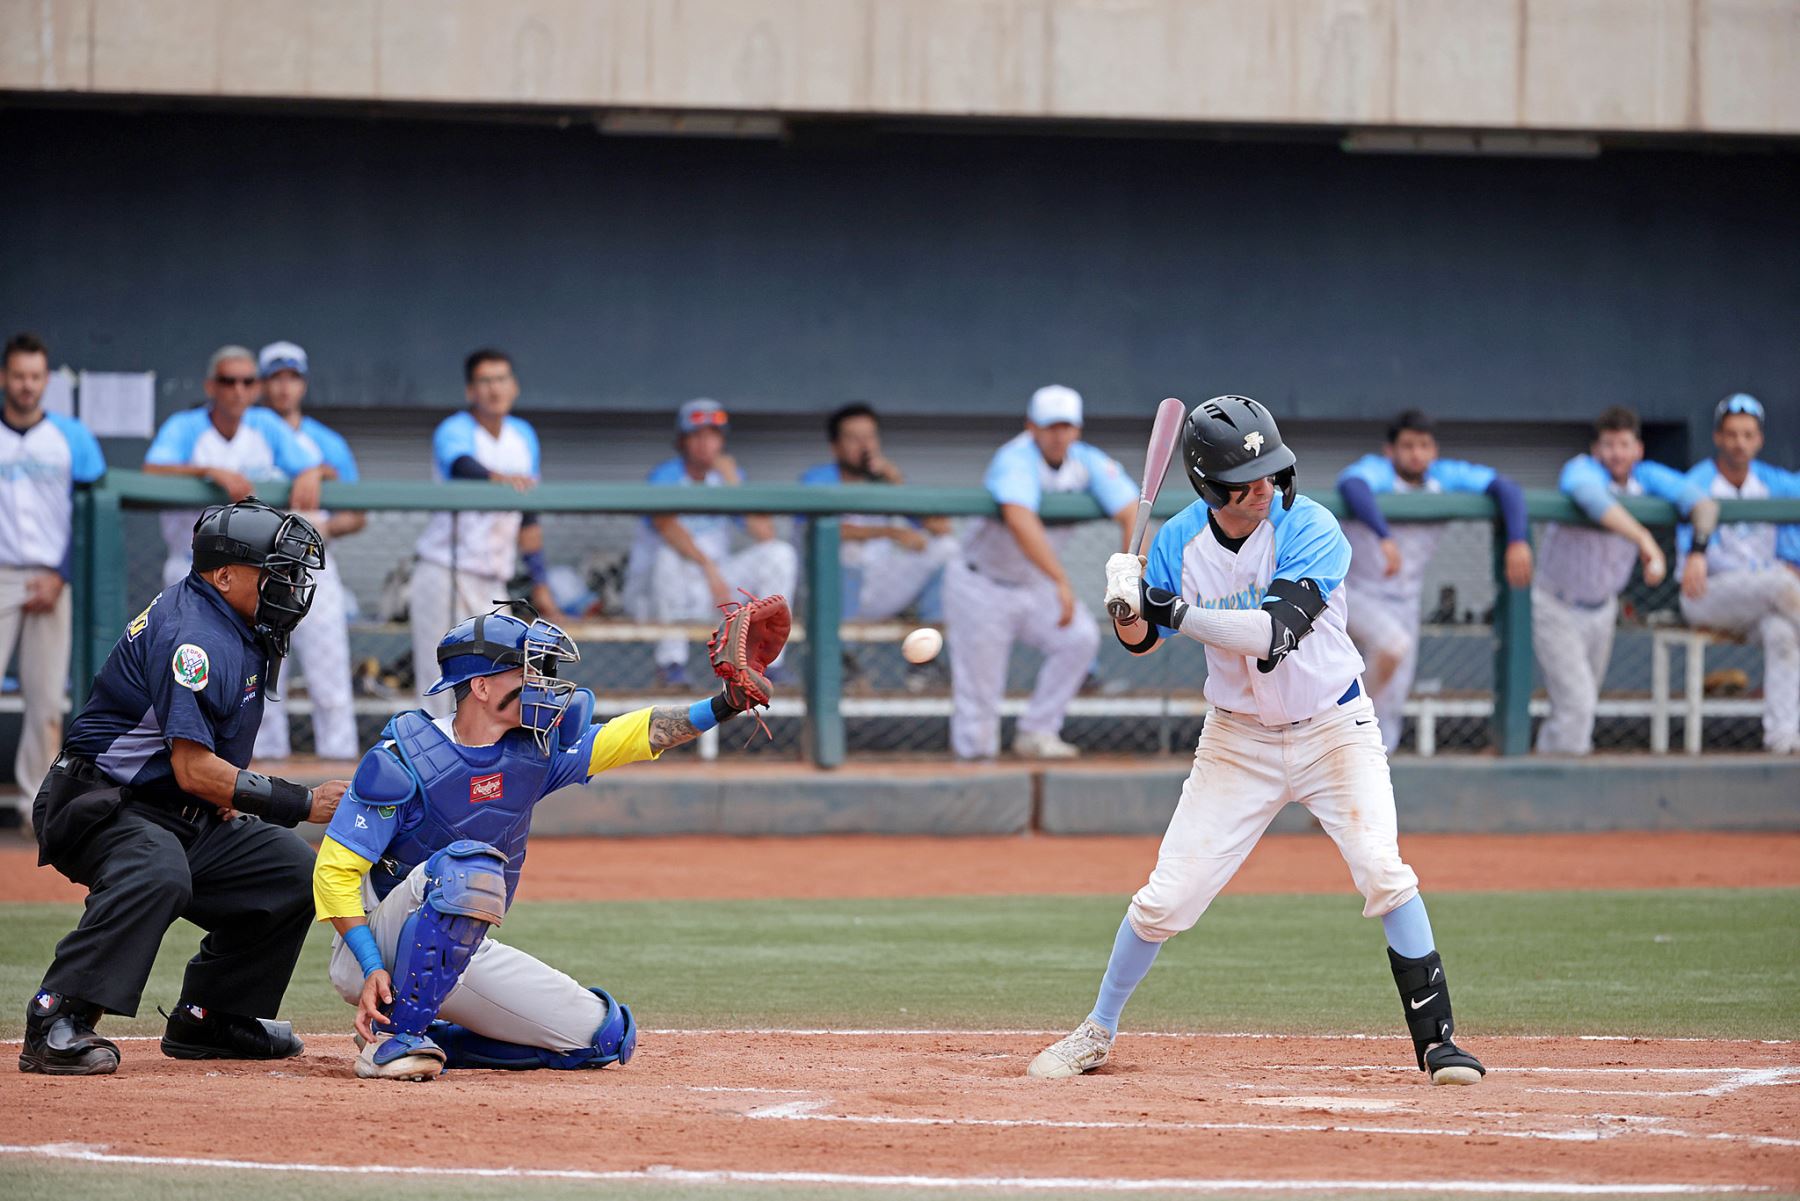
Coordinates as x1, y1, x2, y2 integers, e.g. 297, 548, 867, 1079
1677, 395, 1800, 753
945, 385, 1136, 760
254, 340, 363, 761
1336, 410, 1532, 753
1533, 407, 1718, 754
144, 345, 325, 588
313, 595, 789, 1080
1029, 396, 1483, 1086
1, 333, 105, 812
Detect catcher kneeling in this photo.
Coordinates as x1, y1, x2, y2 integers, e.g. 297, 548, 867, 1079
311, 595, 789, 1080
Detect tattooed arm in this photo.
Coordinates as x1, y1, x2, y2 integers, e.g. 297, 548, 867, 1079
647, 696, 742, 752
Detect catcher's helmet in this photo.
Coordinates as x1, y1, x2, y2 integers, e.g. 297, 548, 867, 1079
430, 602, 580, 752
190, 498, 324, 654
1182, 395, 1298, 511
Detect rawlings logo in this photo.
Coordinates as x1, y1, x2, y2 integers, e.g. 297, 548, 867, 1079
469, 773, 504, 804
1243, 430, 1265, 453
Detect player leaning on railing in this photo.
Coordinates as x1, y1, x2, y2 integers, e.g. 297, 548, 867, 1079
1028, 395, 1484, 1086
311, 592, 789, 1081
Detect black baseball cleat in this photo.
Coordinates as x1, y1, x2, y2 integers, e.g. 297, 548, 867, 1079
1425, 1040, 1486, 1086
19, 990, 120, 1076
159, 1002, 304, 1060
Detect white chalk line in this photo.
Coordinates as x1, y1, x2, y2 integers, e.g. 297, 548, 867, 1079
0, 1028, 1790, 1044
0, 1144, 1770, 1194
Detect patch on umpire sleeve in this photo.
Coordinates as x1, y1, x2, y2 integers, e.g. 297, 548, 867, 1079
172, 644, 211, 691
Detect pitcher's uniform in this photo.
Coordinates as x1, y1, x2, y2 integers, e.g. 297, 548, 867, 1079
945, 433, 1136, 759
1336, 455, 1500, 753
1532, 455, 1704, 755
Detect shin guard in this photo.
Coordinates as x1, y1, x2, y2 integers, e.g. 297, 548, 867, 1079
426, 988, 636, 1071
1387, 947, 1457, 1071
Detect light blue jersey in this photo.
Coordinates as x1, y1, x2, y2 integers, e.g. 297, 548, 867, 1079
1538, 455, 1704, 605
1679, 459, 1800, 576
962, 433, 1136, 586
0, 412, 105, 571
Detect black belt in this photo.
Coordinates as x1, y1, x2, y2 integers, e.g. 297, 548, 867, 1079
54, 754, 211, 823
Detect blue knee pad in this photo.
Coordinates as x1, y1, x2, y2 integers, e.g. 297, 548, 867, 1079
427, 987, 636, 1071
385, 841, 507, 1038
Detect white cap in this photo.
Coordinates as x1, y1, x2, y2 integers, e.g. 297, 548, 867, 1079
1028, 384, 1083, 427
258, 341, 309, 378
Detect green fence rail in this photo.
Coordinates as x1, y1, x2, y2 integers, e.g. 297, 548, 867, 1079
69, 471, 1800, 765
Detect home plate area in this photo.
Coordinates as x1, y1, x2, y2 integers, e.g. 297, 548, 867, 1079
4, 1031, 1797, 1193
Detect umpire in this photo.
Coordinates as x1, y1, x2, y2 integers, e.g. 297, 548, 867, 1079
21, 499, 349, 1075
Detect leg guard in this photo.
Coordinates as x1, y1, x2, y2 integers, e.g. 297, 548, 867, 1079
1388, 948, 1485, 1084
426, 988, 636, 1071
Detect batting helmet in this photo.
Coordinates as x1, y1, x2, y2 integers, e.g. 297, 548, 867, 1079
429, 602, 581, 752
190, 498, 325, 654
1182, 395, 1298, 511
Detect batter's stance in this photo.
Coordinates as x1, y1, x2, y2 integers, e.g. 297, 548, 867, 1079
1028, 396, 1484, 1086
313, 596, 788, 1080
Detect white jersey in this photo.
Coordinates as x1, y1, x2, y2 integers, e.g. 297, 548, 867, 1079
961, 433, 1137, 587
1677, 459, 1800, 577
1537, 455, 1702, 606
144, 405, 322, 562
1144, 495, 1364, 726
0, 412, 105, 569
414, 411, 541, 581
1337, 454, 1498, 607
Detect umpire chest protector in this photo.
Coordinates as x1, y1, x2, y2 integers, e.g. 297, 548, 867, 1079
369, 712, 555, 907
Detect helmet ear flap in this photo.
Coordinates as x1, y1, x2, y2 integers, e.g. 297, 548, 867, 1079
1274, 466, 1298, 510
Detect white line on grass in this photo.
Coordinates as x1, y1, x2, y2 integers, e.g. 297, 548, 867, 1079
1, 1029, 1791, 1044
0, 1144, 1769, 1195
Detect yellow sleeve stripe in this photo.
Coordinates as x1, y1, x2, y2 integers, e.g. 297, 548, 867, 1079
312, 836, 377, 922
587, 706, 662, 777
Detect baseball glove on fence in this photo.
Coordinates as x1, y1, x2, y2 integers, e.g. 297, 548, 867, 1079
708, 592, 792, 716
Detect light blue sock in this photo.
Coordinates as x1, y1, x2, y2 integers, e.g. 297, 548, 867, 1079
1381, 894, 1436, 959
1086, 916, 1163, 1034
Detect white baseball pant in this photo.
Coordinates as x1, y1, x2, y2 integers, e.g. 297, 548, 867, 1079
328, 863, 603, 1053
1679, 566, 1800, 750
1128, 693, 1419, 942
409, 559, 508, 718
1531, 587, 1619, 756
854, 534, 958, 621
943, 559, 1099, 760
254, 559, 359, 760
647, 541, 798, 669
0, 566, 73, 800
1345, 587, 1418, 755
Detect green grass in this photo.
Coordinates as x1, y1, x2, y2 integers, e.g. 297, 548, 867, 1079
1, 888, 1794, 1040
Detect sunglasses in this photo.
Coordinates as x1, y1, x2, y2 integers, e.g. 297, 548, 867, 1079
683, 410, 729, 429
212, 374, 258, 389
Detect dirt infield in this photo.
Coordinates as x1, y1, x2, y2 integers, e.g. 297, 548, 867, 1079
4, 830, 1798, 904
2, 1031, 1795, 1192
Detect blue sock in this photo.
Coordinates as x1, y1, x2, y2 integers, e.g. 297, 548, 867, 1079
1381, 894, 1436, 959
1086, 916, 1163, 1034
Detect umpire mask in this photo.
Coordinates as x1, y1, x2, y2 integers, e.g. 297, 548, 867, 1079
191, 499, 326, 657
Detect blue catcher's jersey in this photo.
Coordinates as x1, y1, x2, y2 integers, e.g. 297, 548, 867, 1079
324, 710, 599, 907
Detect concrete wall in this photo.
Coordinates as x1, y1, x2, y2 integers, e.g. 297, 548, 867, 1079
4, 0, 1797, 135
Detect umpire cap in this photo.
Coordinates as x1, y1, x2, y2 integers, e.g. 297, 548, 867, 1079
1183, 395, 1298, 511
190, 498, 325, 651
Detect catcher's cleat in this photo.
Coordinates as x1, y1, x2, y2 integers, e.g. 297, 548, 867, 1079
1425, 1040, 1486, 1086
356, 1032, 446, 1082
1026, 1018, 1114, 1078
19, 990, 119, 1076
160, 1003, 304, 1060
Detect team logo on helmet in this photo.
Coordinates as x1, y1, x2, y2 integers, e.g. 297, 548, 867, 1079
1243, 430, 1265, 453
172, 644, 211, 692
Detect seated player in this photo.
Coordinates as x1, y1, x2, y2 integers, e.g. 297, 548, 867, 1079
312, 595, 789, 1080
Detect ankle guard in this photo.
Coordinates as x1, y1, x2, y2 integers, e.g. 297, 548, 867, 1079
1388, 947, 1457, 1071
426, 988, 635, 1071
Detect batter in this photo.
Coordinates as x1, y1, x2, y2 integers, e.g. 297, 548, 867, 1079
1028, 396, 1484, 1086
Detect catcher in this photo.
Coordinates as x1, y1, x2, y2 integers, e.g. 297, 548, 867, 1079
310, 595, 789, 1081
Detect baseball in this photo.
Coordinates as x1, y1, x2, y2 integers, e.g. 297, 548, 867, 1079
902, 627, 943, 665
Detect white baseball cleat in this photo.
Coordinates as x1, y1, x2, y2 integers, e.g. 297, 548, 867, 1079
1027, 1018, 1114, 1078
354, 1034, 446, 1082
1013, 731, 1080, 760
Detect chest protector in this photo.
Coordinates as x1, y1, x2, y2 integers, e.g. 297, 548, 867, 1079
370, 712, 555, 906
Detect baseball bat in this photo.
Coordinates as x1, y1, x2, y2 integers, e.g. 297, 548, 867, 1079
1108, 396, 1189, 621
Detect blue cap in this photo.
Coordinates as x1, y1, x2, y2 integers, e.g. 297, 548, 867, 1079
1714, 393, 1764, 428
258, 341, 308, 378
677, 398, 729, 434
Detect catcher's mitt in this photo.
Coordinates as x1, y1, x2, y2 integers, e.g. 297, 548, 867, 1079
708, 592, 792, 719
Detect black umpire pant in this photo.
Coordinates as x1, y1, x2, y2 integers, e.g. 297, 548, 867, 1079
32, 758, 317, 1019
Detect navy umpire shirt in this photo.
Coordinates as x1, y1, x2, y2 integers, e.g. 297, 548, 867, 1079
64, 574, 270, 793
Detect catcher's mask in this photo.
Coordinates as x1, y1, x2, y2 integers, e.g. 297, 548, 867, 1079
1182, 395, 1298, 512
430, 601, 580, 753
190, 499, 325, 657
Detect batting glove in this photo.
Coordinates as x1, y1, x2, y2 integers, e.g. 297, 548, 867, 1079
1104, 553, 1146, 622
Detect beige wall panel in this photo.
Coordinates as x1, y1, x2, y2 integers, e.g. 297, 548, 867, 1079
90, 0, 221, 93
1697, 0, 1800, 131
300, 0, 379, 99
216, 0, 309, 96
638, 0, 864, 111
1523, 0, 1691, 129
0, 0, 92, 90
1157, 1, 1300, 122
376, 0, 643, 105
1289, 0, 1394, 122
1392, 0, 1520, 126
864, 0, 1049, 116
1043, 0, 1170, 118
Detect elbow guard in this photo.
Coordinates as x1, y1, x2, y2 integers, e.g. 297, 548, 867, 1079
232, 770, 313, 827
1140, 583, 1190, 632
1257, 578, 1327, 675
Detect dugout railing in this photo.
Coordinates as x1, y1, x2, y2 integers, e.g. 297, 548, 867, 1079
66, 472, 1800, 766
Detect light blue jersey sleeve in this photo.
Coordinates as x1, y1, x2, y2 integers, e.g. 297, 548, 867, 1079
1426, 458, 1498, 493
322, 750, 404, 863
1756, 461, 1800, 498
143, 407, 210, 466
1337, 453, 1396, 493
798, 463, 839, 486
245, 408, 323, 478
46, 413, 106, 483
983, 439, 1043, 510
1271, 498, 1353, 599
646, 457, 686, 485
433, 412, 478, 479
1143, 501, 1209, 638
303, 418, 360, 483
1071, 441, 1138, 515
1558, 454, 1616, 522
1632, 460, 1704, 515
506, 416, 541, 477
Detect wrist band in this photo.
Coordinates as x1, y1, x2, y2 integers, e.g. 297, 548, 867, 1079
711, 694, 741, 723
230, 770, 313, 827
688, 697, 719, 733
343, 924, 384, 978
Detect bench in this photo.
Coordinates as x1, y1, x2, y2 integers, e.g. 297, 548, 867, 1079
1648, 626, 1746, 755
